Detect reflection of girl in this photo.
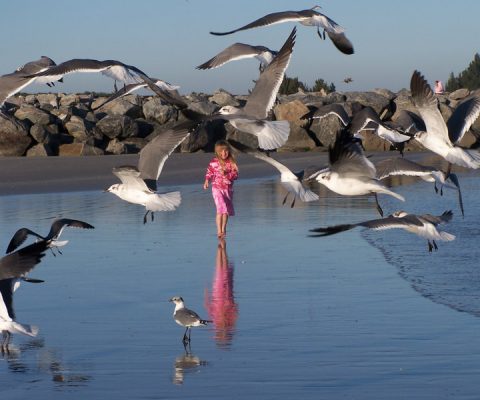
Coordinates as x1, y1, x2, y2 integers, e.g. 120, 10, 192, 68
204, 243, 238, 348
203, 140, 239, 238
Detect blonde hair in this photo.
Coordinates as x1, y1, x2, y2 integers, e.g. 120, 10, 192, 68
214, 140, 237, 169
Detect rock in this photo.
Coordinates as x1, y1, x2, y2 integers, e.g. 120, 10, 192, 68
59, 93, 80, 107
58, 142, 104, 156
209, 90, 240, 107
449, 88, 470, 100
95, 115, 139, 139
30, 123, 49, 143
278, 123, 316, 151
372, 88, 396, 100
392, 92, 417, 119
99, 97, 143, 119
36, 93, 58, 109
0, 117, 32, 156
26, 143, 54, 157
181, 119, 226, 152
187, 100, 218, 115
64, 115, 94, 142
105, 138, 127, 155
143, 98, 177, 123
226, 124, 259, 149
14, 104, 52, 125
306, 114, 343, 147
121, 137, 148, 153
344, 91, 391, 114
274, 100, 310, 125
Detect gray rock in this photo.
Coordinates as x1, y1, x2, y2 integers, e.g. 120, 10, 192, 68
36, 93, 58, 109
449, 88, 470, 100
226, 124, 259, 149
30, 123, 49, 143
59, 93, 80, 107
187, 100, 218, 115
58, 142, 104, 156
278, 123, 316, 151
100, 97, 144, 119
96, 115, 139, 139
307, 114, 343, 147
121, 137, 148, 153
209, 90, 240, 107
0, 117, 32, 156
14, 104, 52, 126
143, 98, 177, 123
65, 115, 94, 142
372, 88, 396, 100
344, 91, 391, 114
105, 138, 127, 155
181, 119, 226, 152
26, 143, 54, 157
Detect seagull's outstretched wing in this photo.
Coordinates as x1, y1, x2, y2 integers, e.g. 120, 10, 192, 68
242, 27, 296, 119
0, 241, 48, 281
375, 157, 437, 180
138, 121, 198, 191
446, 96, 480, 144
112, 166, 150, 191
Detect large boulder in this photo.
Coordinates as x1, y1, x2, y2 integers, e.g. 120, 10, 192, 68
58, 142, 104, 156
344, 91, 391, 115
97, 97, 143, 119
95, 115, 139, 139
64, 115, 95, 142
14, 104, 52, 125
274, 100, 310, 124
143, 98, 177, 123
278, 123, 316, 151
0, 117, 32, 156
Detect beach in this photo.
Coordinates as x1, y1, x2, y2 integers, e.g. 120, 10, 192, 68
1, 152, 480, 400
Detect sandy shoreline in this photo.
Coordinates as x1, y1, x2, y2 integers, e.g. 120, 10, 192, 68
0, 152, 335, 195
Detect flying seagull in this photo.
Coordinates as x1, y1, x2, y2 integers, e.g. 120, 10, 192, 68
169, 296, 212, 345
302, 102, 350, 126
410, 70, 480, 169
196, 43, 278, 71
6, 218, 95, 254
310, 210, 455, 252
23, 58, 187, 108
183, 28, 296, 150
107, 121, 197, 223
228, 139, 319, 207
0, 56, 61, 120
93, 78, 182, 110
210, 6, 354, 55
308, 130, 405, 216
375, 157, 464, 216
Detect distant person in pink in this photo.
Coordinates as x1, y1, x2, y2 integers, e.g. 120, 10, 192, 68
204, 140, 238, 238
434, 80, 445, 94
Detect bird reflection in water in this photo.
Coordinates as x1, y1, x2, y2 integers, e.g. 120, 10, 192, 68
172, 349, 208, 385
204, 239, 238, 348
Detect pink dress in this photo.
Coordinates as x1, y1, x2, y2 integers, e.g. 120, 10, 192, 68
205, 158, 238, 215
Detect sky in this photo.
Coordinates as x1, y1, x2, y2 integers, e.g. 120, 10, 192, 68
1, 0, 479, 96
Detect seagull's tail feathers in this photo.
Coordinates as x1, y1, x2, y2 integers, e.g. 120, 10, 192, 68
49, 239, 69, 248
7, 321, 39, 337
299, 188, 320, 203
439, 231, 456, 242
255, 120, 290, 150
309, 224, 356, 237
147, 191, 181, 212
377, 187, 405, 202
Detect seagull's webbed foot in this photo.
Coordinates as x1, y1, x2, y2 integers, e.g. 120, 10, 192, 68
151, 212, 154, 222
433, 240, 438, 251
434, 183, 439, 194
428, 240, 433, 253
374, 193, 384, 217
143, 210, 150, 224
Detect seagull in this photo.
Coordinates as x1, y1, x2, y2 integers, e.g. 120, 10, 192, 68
183, 28, 296, 150
350, 106, 412, 153
107, 121, 197, 223
6, 218, 95, 255
1, 278, 40, 352
23, 58, 187, 108
310, 210, 455, 252
302, 102, 350, 126
0, 56, 60, 112
93, 78, 182, 110
210, 5, 354, 55
196, 43, 278, 71
375, 157, 464, 216
392, 109, 426, 135
308, 130, 405, 216
169, 296, 212, 345
410, 70, 480, 169
228, 139, 319, 207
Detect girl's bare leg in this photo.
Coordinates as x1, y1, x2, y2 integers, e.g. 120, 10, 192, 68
221, 214, 229, 237
216, 214, 223, 237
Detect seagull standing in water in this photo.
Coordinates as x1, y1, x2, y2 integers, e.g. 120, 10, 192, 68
184, 28, 296, 150
310, 210, 455, 252
210, 5, 354, 55
308, 131, 405, 216
169, 296, 212, 345
410, 70, 480, 169
196, 43, 278, 71
107, 121, 197, 223
228, 139, 319, 207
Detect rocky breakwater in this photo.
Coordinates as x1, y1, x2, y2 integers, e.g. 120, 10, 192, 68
0, 87, 478, 157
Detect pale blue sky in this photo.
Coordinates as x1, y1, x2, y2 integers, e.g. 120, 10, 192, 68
1, 0, 479, 95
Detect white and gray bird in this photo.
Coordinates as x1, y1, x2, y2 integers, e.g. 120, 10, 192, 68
23, 58, 187, 108
310, 210, 455, 252
228, 139, 319, 207
308, 131, 405, 216
375, 157, 464, 216
210, 6, 354, 55
6, 218, 95, 254
93, 78, 181, 110
0, 56, 60, 108
0, 277, 41, 352
169, 296, 212, 345
303, 102, 350, 126
107, 122, 197, 223
184, 28, 296, 150
410, 70, 480, 169
196, 43, 278, 71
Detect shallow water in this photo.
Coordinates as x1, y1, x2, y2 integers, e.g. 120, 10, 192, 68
1, 174, 480, 399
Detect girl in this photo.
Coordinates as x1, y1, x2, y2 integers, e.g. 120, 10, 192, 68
204, 140, 239, 238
